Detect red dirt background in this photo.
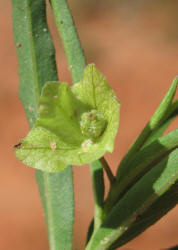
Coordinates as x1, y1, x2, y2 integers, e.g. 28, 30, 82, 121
0, 1, 177, 250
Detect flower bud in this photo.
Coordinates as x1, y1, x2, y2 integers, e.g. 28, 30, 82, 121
80, 109, 107, 139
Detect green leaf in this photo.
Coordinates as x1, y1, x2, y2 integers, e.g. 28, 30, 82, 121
86, 148, 178, 250
11, 1, 74, 249
116, 77, 178, 178
36, 167, 74, 250
115, 129, 178, 194
143, 100, 178, 146
14, 64, 120, 172
103, 129, 178, 216
11, 0, 58, 125
109, 182, 178, 249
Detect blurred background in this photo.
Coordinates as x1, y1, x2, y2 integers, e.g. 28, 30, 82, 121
0, 1, 178, 249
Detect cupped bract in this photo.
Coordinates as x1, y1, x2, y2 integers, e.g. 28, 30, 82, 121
14, 64, 120, 172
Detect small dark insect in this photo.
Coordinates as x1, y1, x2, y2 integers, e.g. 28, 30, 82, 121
14, 142, 22, 149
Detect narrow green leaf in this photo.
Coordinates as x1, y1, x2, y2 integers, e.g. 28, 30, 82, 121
11, 0, 58, 125
110, 182, 178, 249
36, 167, 74, 250
86, 148, 178, 250
104, 129, 178, 216
11, 0, 74, 249
116, 129, 178, 192
144, 100, 178, 146
116, 77, 178, 179
14, 65, 120, 172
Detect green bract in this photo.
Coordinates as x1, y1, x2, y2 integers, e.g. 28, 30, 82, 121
14, 65, 120, 172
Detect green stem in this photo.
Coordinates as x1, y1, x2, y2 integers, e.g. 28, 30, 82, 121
50, 0, 86, 83
50, 0, 108, 235
100, 157, 116, 185
90, 160, 105, 231
88, 158, 114, 238
116, 77, 178, 179
89, 158, 115, 231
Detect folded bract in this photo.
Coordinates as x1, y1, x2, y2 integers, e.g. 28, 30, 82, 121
14, 65, 120, 172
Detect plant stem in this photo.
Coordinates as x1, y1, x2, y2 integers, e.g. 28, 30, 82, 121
50, 0, 109, 236
50, 0, 86, 83
100, 157, 116, 185
90, 160, 105, 231
89, 158, 115, 234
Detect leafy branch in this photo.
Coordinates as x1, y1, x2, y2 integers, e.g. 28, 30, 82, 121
11, 0, 178, 249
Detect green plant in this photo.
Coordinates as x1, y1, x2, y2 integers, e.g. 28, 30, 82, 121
11, 0, 178, 249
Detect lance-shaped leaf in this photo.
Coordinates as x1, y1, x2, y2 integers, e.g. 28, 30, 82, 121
14, 64, 120, 172
85, 148, 178, 250
11, 0, 74, 248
